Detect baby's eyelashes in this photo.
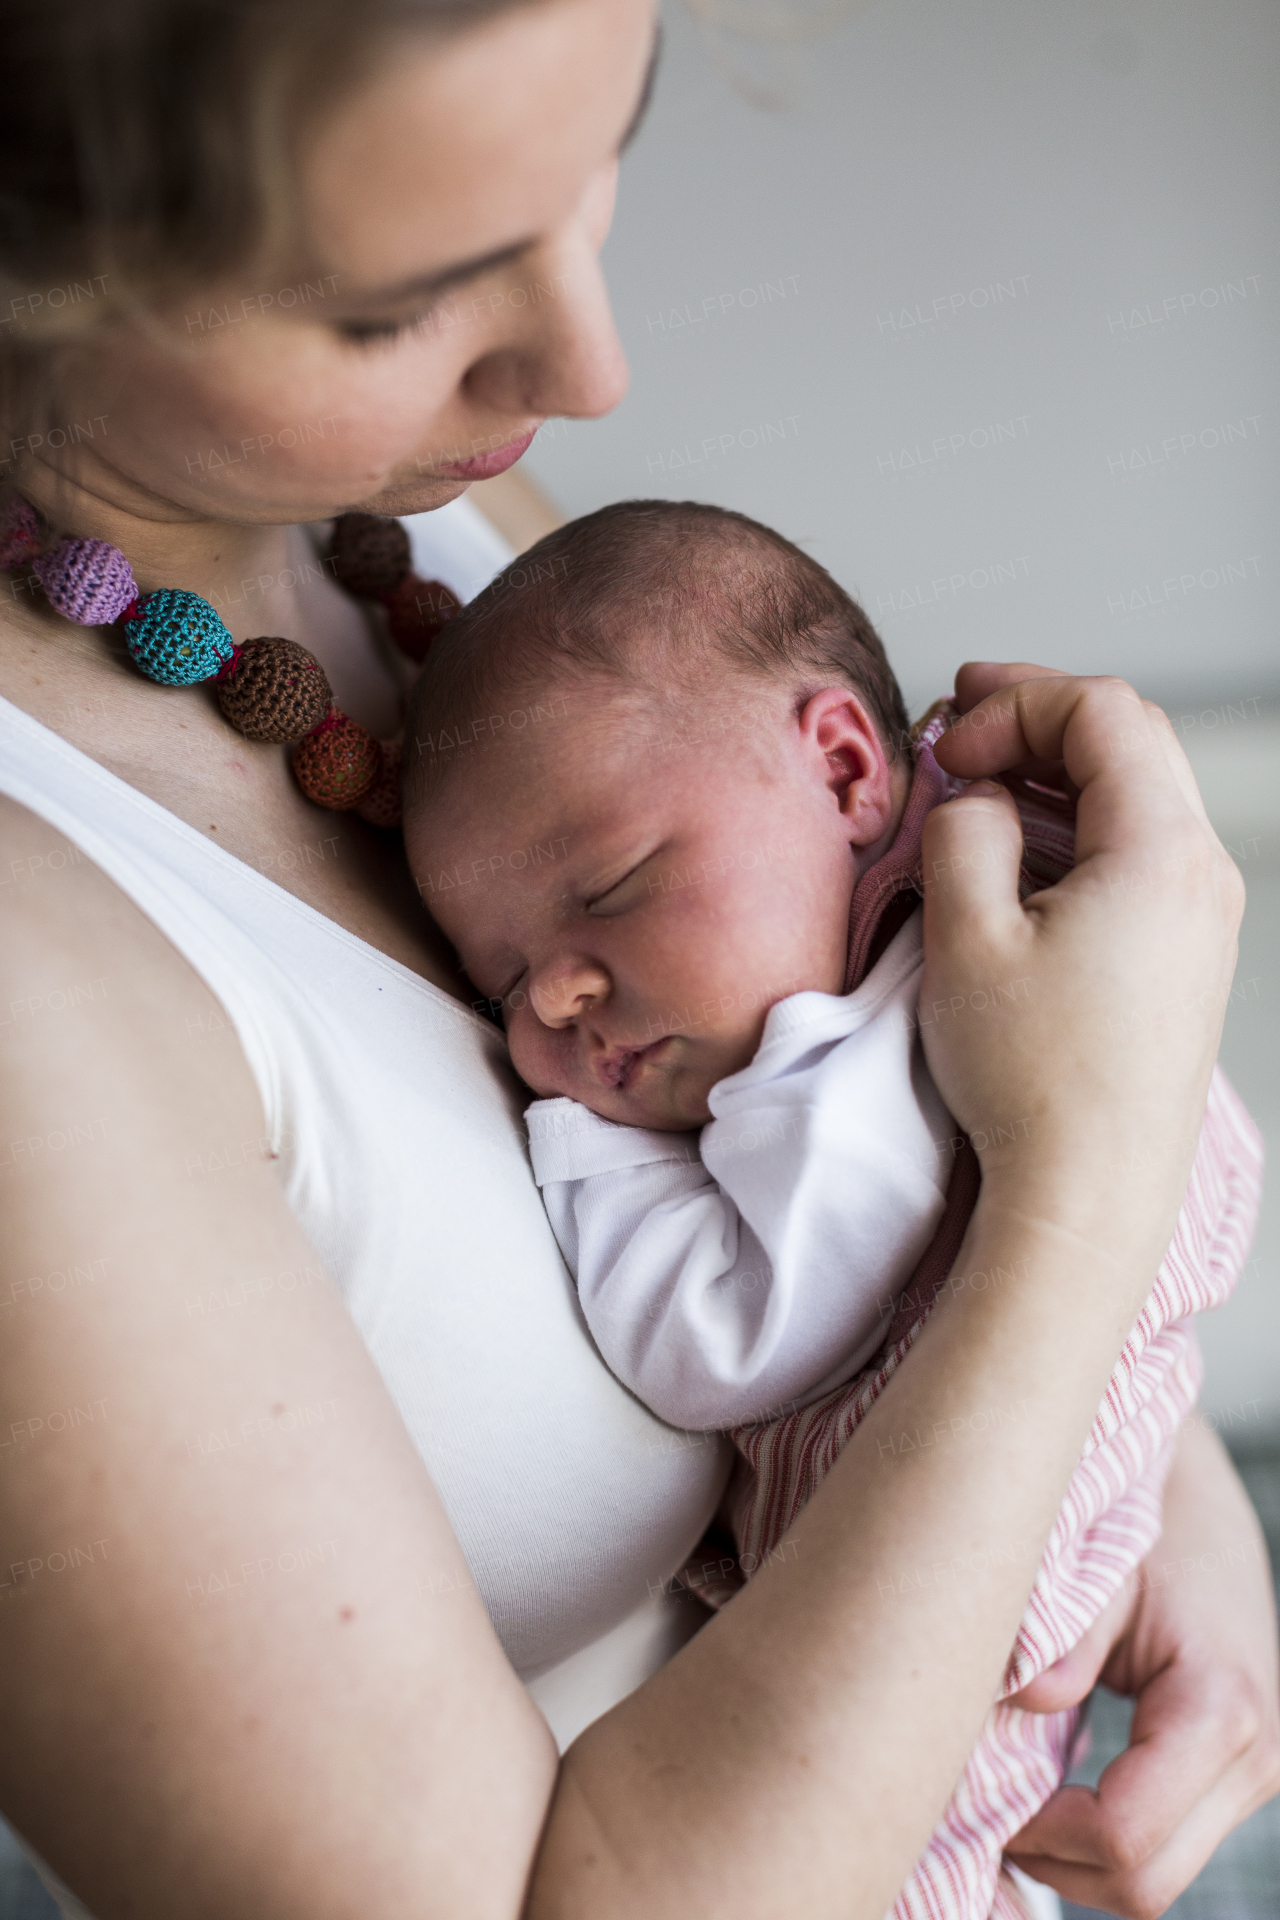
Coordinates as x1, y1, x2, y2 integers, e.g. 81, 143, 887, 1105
583, 844, 668, 916
586, 869, 649, 917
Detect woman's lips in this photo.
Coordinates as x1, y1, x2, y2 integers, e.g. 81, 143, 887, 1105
435, 428, 538, 481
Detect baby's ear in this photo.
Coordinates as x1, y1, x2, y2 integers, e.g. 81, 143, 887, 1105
798, 687, 897, 847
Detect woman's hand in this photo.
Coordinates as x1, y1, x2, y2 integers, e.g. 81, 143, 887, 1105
920, 663, 1244, 1298
1006, 1418, 1280, 1916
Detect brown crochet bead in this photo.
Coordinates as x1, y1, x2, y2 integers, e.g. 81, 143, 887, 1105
354, 737, 403, 830
215, 637, 332, 743
327, 512, 411, 601
385, 573, 460, 664
292, 713, 381, 809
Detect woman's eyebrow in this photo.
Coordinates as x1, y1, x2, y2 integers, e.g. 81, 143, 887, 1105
620, 25, 663, 154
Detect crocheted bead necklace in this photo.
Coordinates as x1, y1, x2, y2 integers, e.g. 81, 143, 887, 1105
0, 495, 460, 829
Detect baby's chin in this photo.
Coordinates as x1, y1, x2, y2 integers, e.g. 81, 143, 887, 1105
584, 1079, 712, 1134
521, 1050, 715, 1133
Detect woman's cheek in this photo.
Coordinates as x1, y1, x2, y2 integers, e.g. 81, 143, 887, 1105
195, 325, 471, 479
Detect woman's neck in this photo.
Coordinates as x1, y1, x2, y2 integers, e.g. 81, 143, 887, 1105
0, 490, 456, 983
15, 458, 305, 624
1, 470, 423, 780
6, 452, 421, 732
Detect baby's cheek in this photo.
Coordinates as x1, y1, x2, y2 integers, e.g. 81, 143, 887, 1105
506, 1010, 577, 1100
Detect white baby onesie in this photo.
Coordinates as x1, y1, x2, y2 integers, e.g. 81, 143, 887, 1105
526, 912, 954, 1432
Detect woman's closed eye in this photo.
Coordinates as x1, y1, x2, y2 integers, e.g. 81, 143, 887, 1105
333, 308, 437, 349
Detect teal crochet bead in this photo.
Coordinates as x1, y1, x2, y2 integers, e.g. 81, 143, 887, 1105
123, 589, 234, 686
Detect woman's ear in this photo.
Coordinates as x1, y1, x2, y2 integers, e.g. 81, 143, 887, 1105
797, 687, 899, 849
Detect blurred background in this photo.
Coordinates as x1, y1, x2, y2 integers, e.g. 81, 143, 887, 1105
524, 0, 1280, 1451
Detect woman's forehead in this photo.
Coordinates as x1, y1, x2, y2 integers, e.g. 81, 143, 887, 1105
301, 0, 657, 294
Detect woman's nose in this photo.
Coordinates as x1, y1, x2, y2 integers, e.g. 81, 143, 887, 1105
527, 955, 611, 1028
462, 168, 629, 424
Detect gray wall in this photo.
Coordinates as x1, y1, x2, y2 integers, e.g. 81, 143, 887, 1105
525, 0, 1280, 1429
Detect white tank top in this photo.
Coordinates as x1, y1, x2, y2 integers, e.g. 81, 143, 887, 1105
0, 503, 727, 1914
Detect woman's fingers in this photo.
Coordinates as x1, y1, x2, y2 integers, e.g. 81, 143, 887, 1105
951, 662, 1079, 796
1144, 699, 1217, 834
952, 667, 1218, 841
1009, 1426, 1280, 1915
1009, 1656, 1257, 1875
919, 665, 1239, 1257
1007, 1576, 1136, 1716
935, 675, 1152, 858
935, 677, 1236, 928
919, 780, 1027, 944
937, 671, 1149, 798
952, 660, 1067, 714
1008, 1729, 1268, 1919
916, 782, 1045, 1159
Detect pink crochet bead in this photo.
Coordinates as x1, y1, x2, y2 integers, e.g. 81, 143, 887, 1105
0, 496, 40, 570
35, 537, 138, 626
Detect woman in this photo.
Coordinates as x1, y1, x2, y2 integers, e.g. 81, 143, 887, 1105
0, 1, 1275, 1916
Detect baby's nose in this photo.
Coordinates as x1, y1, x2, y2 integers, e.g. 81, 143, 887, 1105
528, 956, 610, 1027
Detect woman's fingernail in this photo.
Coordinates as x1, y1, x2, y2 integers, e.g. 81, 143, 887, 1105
966, 779, 1002, 796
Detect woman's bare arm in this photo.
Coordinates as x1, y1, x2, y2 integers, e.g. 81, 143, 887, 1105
0, 672, 1246, 1920
0, 802, 557, 1920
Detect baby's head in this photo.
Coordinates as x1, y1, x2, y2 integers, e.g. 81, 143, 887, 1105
404, 500, 911, 1131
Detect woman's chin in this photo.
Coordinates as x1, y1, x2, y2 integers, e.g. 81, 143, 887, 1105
342, 473, 474, 518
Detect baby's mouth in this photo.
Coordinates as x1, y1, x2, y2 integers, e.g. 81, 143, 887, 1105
593, 1036, 673, 1092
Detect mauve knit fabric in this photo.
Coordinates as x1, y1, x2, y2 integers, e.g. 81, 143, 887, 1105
34, 537, 137, 626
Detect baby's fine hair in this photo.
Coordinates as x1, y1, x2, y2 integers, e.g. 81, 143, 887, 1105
404, 499, 910, 809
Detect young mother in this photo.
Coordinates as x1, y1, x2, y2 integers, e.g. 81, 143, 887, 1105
0, 1, 1275, 1916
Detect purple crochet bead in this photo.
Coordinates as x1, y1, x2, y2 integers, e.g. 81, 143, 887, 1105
35, 537, 138, 625
0, 496, 40, 571
123, 588, 234, 686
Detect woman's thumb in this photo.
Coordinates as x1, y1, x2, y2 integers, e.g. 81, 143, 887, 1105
1007, 1576, 1137, 1714
921, 781, 1026, 942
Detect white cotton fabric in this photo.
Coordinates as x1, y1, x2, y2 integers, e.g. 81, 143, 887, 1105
528, 911, 954, 1431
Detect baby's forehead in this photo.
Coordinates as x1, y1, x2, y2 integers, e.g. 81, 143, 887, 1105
406, 657, 795, 887
406, 689, 627, 858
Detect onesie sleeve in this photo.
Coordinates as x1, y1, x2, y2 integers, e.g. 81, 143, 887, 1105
527, 1096, 777, 1428
527, 1040, 944, 1431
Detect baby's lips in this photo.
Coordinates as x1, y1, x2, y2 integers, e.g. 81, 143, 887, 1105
591, 1036, 668, 1091
592, 1045, 637, 1090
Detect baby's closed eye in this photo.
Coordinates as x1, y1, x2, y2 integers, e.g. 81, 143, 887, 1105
586, 849, 665, 916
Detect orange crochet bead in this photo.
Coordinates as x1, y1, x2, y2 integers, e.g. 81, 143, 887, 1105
354, 737, 403, 830
291, 712, 381, 809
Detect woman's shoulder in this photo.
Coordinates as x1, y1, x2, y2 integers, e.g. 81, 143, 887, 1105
0, 786, 273, 1193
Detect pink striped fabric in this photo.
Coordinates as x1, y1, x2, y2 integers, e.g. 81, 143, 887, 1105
677, 708, 1264, 1918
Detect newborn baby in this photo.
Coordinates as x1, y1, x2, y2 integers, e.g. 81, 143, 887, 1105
403, 500, 1260, 1920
